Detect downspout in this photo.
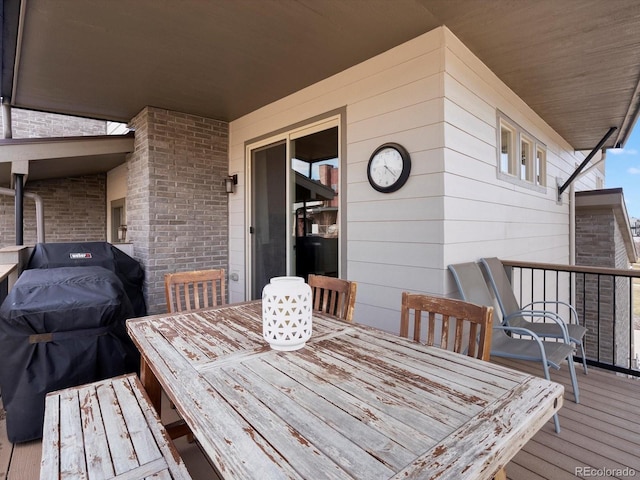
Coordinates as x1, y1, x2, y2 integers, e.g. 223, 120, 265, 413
0, 188, 45, 243
2, 98, 12, 138
569, 183, 575, 266
1, 97, 26, 245
14, 174, 23, 245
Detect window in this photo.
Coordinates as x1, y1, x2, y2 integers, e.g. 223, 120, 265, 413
535, 146, 547, 186
111, 198, 126, 243
497, 112, 547, 189
500, 121, 516, 175
521, 136, 533, 181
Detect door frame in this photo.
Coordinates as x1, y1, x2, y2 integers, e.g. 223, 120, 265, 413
244, 114, 343, 298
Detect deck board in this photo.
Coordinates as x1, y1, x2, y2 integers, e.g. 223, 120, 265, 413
493, 357, 640, 480
2, 359, 640, 480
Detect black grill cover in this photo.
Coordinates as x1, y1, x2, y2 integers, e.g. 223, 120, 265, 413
27, 241, 146, 316
0, 266, 140, 443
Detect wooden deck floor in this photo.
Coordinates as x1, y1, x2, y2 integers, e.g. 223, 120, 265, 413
1, 359, 639, 480
495, 358, 640, 480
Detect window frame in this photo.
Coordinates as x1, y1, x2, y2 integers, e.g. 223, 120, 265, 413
520, 134, 534, 182
535, 144, 547, 187
496, 111, 547, 192
499, 119, 517, 176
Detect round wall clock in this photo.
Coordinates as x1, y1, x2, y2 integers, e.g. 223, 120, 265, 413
367, 143, 411, 193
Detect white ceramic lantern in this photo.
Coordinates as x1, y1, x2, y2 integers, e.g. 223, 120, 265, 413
262, 276, 312, 351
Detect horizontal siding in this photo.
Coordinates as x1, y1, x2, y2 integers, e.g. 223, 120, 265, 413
348, 219, 443, 243
228, 27, 448, 325
227, 25, 593, 328
348, 240, 442, 269
348, 261, 447, 300
441, 28, 592, 268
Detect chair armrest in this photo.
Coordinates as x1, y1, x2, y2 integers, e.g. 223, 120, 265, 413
503, 309, 571, 343
522, 300, 580, 325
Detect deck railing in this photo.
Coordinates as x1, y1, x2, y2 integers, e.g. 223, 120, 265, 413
502, 259, 640, 377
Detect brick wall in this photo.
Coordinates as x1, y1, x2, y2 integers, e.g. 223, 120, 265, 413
0, 109, 109, 247
127, 107, 229, 313
575, 210, 631, 366
0, 175, 106, 246
10, 108, 106, 138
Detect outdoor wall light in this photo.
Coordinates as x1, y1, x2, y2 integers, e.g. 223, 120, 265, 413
225, 174, 238, 194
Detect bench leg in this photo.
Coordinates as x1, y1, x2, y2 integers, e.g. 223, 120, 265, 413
140, 357, 162, 413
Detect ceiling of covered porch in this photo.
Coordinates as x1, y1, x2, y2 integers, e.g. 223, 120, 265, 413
1, 0, 640, 153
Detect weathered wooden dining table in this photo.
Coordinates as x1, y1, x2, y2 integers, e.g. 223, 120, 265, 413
126, 300, 564, 479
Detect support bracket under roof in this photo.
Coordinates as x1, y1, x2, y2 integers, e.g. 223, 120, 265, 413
557, 127, 617, 202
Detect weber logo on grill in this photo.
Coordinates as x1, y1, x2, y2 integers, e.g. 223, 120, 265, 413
70, 253, 92, 259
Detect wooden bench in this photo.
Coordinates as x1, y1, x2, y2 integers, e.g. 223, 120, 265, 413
40, 373, 192, 479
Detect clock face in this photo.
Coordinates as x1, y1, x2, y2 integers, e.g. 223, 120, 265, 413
367, 143, 411, 193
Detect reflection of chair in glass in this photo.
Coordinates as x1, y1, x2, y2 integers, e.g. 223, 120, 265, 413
307, 274, 357, 322
449, 261, 579, 434
165, 269, 226, 312
399, 292, 493, 361
480, 257, 588, 374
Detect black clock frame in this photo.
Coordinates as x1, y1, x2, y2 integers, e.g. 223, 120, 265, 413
367, 142, 411, 193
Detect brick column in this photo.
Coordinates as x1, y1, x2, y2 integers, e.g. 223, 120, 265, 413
127, 107, 229, 313
575, 211, 631, 367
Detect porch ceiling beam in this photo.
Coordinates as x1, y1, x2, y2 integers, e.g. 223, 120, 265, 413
557, 127, 617, 201
0, 132, 134, 162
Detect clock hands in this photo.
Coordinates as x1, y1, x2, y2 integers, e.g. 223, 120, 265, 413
384, 164, 399, 177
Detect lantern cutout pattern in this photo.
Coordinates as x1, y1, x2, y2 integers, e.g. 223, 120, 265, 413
262, 276, 312, 351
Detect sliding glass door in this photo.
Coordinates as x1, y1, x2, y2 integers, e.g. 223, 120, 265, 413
247, 118, 340, 299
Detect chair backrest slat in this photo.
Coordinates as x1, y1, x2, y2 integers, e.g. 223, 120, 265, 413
307, 274, 357, 322
400, 292, 493, 361
165, 269, 226, 313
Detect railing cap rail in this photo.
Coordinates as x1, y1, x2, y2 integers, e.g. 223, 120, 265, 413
0, 263, 17, 283
501, 259, 640, 278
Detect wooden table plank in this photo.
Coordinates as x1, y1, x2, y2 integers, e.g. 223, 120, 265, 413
258, 352, 439, 451
58, 389, 87, 478
39, 394, 60, 478
77, 384, 115, 479
393, 377, 563, 479
209, 364, 395, 479
95, 379, 140, 475
131, 319, 305, 479
126, 300, 564, 480
239, 359, 417, 467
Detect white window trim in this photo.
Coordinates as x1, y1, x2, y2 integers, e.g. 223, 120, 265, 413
496, 111, 547, 193
535, 144, 547, 187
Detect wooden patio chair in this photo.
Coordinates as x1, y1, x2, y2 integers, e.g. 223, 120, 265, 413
165, 269, 226, 313
480, 257, 588, 374
399, 292, 505, 479
399, 292, 494, 361
307, 274, 357, 322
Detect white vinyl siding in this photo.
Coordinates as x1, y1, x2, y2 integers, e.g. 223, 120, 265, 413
442, 27, 595, 276
228, 26, 598, 332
